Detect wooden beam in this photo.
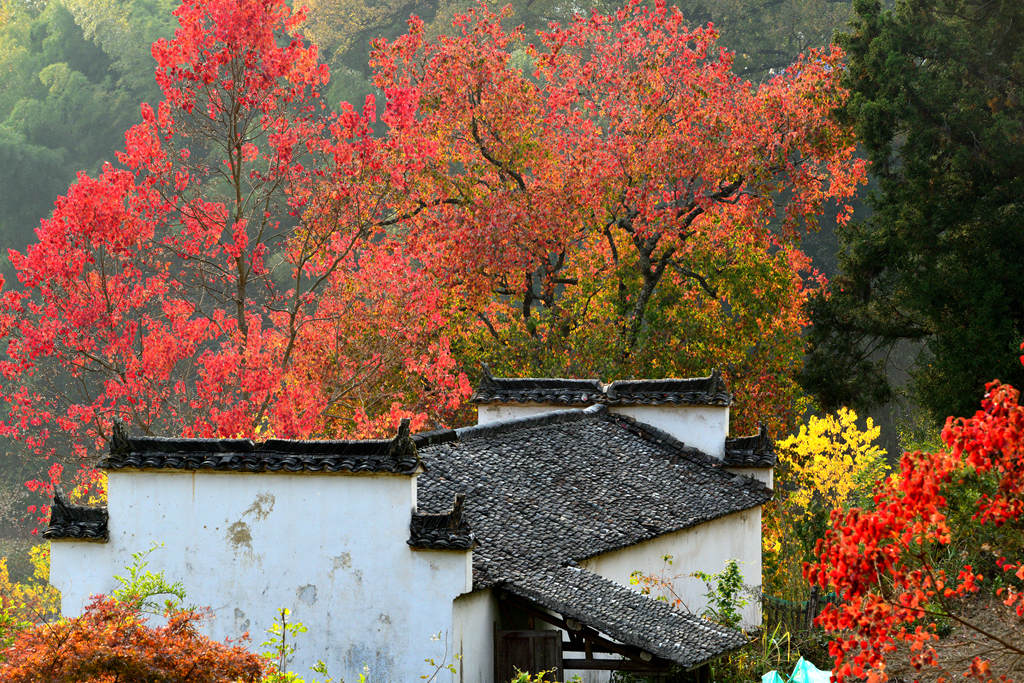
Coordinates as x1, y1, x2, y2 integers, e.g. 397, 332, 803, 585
499, 592, 661, 663
561, 658, 675, 672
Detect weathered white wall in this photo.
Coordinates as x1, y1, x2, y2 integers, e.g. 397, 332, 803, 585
608, 405, 729, 459
580, 508, 763, 629
725, 466, 773, 489
478, 403, 729, 460
451, 588, 498, 683
477, 403, 576, 424
50, 470, 472, 683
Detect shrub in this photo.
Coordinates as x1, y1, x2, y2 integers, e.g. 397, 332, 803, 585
0, 595, 268, 682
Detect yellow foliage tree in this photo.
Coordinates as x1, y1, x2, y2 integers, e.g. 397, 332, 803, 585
0, 543, 60, 649
764, 407, 890, 598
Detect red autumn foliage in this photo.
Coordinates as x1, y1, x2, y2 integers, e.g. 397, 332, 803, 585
807, 353, 1024, 682
367, 0, 866, 434
0, 596, 267, 682
0, 0, 865, 509
0, 0, 468, 508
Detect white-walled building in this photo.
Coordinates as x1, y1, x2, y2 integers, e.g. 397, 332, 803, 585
47, 372, 775, 683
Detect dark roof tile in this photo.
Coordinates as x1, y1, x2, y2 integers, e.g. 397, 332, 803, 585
418, 409, 771, 588
409, 493, 475, 551
471, 376, 604, 406
44, 492, 108, 542
604, 371, 731, 406
470, 370, 732, 407
100, 421, 424, 475
501, 563, 748, 668
724, 425, 776, 468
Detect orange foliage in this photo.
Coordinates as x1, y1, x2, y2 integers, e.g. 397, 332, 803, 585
0, 596, 268, 682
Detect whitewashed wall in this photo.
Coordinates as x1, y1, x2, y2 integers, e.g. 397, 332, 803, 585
580, 508, 763, 629
477, 403, 730, 459
477, 403, 573, 424
607, 405, 729, 459
50, 470, 472, 683
451, 588, 498, 683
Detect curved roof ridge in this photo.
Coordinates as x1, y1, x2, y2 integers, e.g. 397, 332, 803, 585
724, 424, 776, 467
470, 370, 732, 407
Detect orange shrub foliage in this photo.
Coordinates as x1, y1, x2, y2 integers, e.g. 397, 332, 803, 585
0, 596, 268, 682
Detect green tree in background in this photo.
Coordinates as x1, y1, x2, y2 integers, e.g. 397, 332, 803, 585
803, 0, 1024, 420
62, 0, 177, 93
0, 0, 169, 255
302, 0, 855, 108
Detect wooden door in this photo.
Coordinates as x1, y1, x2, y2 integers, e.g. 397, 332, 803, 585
495, 629, 563, 682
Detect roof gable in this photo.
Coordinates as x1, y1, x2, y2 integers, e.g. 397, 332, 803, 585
470, 370, 732, 407
417, 406, 771, 588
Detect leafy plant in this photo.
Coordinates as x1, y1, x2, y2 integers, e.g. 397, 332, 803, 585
764, 408, 890, 600
0, 542, 60, 652
508, 670, 580, 683
261, 608, 316, 683
111, 542, 188, 613
694, 559, 748, 630
629, 554, 692, 611
0, 595, 268, 682
421, 630, 459, 681
808, 373, 1024, 681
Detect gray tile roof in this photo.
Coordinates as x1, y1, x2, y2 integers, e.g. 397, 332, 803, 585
98, 421, 426, 475
471, 376, 605, 405
408, 493, 475, 551
415, 406, 768, 667
417, 406, 771, 586
500, 563, 749, 669
723, 425, 776, 467
44, 492, 108, 541
470, 370, 732, 407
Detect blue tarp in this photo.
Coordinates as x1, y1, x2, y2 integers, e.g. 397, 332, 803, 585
762, 657, 831, 683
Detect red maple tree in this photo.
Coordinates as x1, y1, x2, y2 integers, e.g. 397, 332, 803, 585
367, 0, 866, 433
0, 596, 268, 682
807, 354, 1024, 682
0, 0, 866, 505
0, 0, 469, 504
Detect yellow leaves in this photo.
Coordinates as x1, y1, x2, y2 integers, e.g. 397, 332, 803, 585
0, 543, 60, 625
776, 407, 889, 519
764, 407, 891, 598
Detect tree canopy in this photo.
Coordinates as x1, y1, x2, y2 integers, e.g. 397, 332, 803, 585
802, 0, 1024, 421
808, 370, 1024, 682
0, 0, 865, 504
368, 1, 866, 434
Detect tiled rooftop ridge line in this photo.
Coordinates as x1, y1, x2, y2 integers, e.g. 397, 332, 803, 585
43, 491, 108, 542
408, 493, 475, 551
470, 367, 733, 407
723, 424, 776, 467
99, 419, 426, 474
